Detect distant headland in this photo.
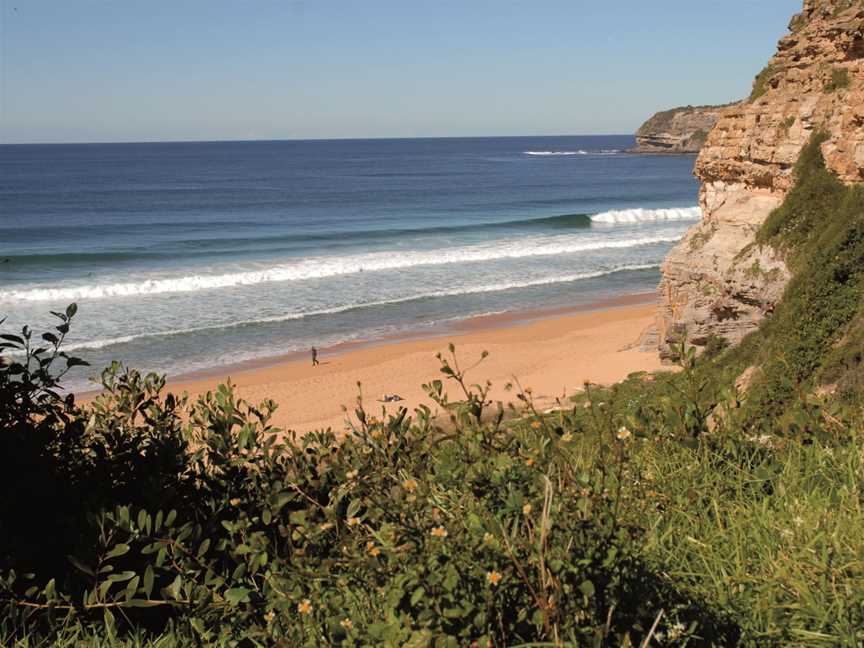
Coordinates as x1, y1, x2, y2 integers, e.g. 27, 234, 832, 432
630, 103, 738, 154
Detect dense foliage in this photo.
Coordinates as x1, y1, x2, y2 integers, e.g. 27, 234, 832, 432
2, 134, 864, 646
1, 322, 741, 647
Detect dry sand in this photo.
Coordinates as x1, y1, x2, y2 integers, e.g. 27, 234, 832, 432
161, 297, 665, 434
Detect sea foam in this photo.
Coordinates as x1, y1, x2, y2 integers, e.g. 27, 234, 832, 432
524, 150, 586, 156
54, 263, 660, 352
590, 206, 700, 224
0, 234, 681, 302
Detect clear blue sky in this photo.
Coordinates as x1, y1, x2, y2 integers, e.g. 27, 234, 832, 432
0, 0, 800, 143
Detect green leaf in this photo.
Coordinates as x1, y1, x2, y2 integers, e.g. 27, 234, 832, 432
107, 571, 136, 583
125, 576, 140, 601
225, 587, 251, 605
288, 510, 307, 526
164, 574, 182, 600
104, 608, 116, 641
197, 538, 210, 558
346, 499, 361, 519
98, 580, 113, 600
410, 587, 425, 606
143, 565, 154, 599
579, 580, 595, 597
66, 303, 78, 319
105, 543, 130, 560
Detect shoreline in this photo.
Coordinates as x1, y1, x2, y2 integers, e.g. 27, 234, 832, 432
147, 290, 658, 387
88, 293, 666, 434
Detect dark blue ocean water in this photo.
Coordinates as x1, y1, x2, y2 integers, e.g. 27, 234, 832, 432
0, 136, 699, 390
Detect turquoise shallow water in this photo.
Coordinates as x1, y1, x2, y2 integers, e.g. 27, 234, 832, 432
0, 136, 699, 390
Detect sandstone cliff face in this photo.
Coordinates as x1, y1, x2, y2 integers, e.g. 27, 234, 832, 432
657, 0, 864, 360
633, 105, 732, 154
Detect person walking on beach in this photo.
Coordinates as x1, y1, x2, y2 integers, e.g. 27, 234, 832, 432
311, 346, 319, 366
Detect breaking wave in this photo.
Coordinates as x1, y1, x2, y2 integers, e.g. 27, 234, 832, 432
57, 263, 659, 352
0, 233, 680, 302
589, 206, 700, 224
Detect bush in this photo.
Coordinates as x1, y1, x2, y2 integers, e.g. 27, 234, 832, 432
0, 319, 735, 646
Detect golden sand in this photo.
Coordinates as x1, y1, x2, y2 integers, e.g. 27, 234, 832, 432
161, 299, 664, 434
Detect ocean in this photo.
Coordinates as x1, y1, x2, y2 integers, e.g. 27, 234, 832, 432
0, 136, 699, 392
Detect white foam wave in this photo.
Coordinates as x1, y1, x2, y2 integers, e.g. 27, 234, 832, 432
590, 206, 700, 224
58, 263, 659, 352
1, 235, 680, 302
524, 150, 586, 156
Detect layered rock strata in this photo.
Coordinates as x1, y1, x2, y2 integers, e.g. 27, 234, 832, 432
633, 105, 733, 154
657, 0, 864, 361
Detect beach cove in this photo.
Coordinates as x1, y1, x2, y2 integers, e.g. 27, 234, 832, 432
160, 296, 664, 434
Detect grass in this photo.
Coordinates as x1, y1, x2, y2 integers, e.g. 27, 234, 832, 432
750, 63, 782, 102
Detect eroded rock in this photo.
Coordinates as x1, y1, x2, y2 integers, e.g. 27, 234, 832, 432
657, 0, 864, 361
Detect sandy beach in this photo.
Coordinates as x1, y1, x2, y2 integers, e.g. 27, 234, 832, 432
159, 296, 665, 434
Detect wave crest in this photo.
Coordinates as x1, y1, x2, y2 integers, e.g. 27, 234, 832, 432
590, 206, 700, 224
55, 263, 660, 352
524, 150, 586, 156
0, 234, 678, 302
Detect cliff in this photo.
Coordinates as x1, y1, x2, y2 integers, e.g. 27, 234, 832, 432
656, 0, 864, 361
633, 104, 733, 154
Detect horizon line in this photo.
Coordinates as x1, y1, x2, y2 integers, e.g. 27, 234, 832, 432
0, 133, 635, 147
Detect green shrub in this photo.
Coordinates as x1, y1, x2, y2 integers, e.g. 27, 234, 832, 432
731, 133, 864, 423
750, 63, 782, 102
0, 319, 735, 646
824, 67, 850, 93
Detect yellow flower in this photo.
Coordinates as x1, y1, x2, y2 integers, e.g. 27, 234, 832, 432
483, 532, 495, 544
530, 420, 542, 430
346, 469, 359, 480
403, 479, 418, 493
319, 522, 334, 531
561, 432, 573, 442
340, 617, 353, 631
347, 516, 361, 527
229, 498, 241, 507
522, 503, 532, 516
486, 570, 502, 586
366, 540, 381, 557
430, 526, 448, 538
616, 426, 632, 441
297, 599, 313, 615
264, 610, 275, 623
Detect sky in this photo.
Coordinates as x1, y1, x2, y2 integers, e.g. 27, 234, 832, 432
0, 0, 801, 144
